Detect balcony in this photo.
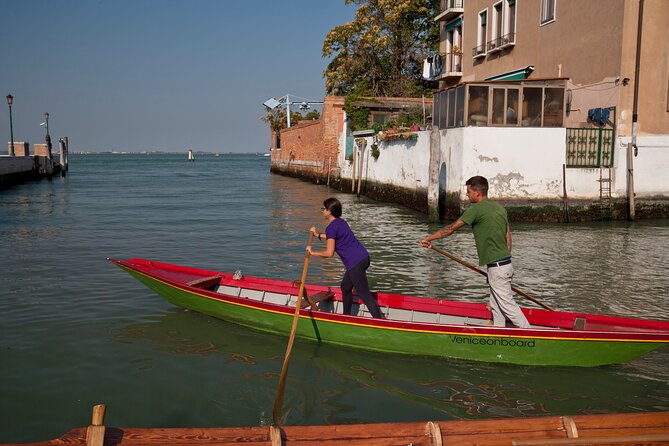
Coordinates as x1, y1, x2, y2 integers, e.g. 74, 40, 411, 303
486, 37, 502, 53
500, 32, 516, 48
472, 44, 486, 59
435, 52, 463, 79
435, 0, 464, 22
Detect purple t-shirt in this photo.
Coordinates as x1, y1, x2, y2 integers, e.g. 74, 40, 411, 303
325, 218, 369, 270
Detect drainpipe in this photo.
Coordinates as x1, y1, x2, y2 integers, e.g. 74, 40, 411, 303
628, 0, 643, 220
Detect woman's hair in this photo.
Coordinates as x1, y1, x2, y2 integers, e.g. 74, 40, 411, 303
323, 197, 342, 218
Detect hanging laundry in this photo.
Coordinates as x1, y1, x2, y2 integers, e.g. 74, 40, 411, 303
433, 55, 442, 77
422, 57, 432, 79
587, 108, 610, 126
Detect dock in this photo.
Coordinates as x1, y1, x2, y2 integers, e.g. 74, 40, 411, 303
7, 405, 669, 446
1, 139, 69, 189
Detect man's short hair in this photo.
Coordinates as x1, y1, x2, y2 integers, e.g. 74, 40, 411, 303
466, 176, 489, 196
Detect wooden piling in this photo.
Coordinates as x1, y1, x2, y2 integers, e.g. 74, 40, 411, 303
85, 404, 106, 446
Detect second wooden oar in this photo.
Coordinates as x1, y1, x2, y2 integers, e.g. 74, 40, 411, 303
429, 245, 555, 311
272, 232, 314, 426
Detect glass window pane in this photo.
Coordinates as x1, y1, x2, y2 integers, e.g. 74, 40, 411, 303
543, 88, 564, 127
456, 86, 465, 126
507, 89, 519, 125
439, 91, 448, 128
492, 88, 505, 124
468, 85, 489, 126
448, 89, 456, 127
521, 87, 542, 126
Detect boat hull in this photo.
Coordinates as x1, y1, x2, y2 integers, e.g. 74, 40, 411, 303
120, 264, 668, 367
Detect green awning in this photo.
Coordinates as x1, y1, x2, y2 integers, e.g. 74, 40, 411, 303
444, 17, 462, 32
485, 65, 534, 81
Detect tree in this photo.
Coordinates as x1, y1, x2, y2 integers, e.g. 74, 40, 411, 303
261, 108, 321, 132
322, 0, 440, 97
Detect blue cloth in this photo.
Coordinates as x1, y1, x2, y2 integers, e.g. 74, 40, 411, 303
588, 108, 610, 126
325, 218, 369, 270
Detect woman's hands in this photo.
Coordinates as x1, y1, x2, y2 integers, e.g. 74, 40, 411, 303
309, 226, 318, 237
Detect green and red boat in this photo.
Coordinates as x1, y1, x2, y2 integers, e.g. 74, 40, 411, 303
111, 258, 669, 367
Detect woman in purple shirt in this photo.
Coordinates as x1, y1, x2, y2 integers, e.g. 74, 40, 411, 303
307, 197, 383, 318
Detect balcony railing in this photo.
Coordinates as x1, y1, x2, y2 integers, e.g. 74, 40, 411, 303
500, 32, 516, 48
435, 0, 464, 22
472, 44, 486, 58
486, 36, 502, 53
435, 52, 463, 78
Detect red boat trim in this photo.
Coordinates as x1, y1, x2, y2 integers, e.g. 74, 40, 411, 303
116, 261, 669, 344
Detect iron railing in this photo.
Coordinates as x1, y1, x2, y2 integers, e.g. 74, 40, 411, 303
566, 128, 614, 167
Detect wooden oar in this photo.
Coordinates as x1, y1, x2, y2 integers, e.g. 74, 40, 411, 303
272, 232, 314, 426
429, 245, 555, 311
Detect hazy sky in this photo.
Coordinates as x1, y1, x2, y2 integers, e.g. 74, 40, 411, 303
1, 1, 355, 153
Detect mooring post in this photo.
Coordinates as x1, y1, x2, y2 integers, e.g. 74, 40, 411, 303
86, 404, 106, 446
59, 138, 66, 177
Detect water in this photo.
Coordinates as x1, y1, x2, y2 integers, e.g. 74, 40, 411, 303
1, 153, 668, 442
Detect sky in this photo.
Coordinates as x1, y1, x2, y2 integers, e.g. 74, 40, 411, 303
1, 0, 356, 153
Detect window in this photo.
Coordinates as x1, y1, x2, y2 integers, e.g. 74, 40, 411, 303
493, 2, 503, 45
543, 88, 564, 127
478, 10, 488, 49
468, 86, 489, 126
492, 88, 505, 125
522, 88, 543, 126
456, 86, 465, 126
541, 0, 555, 25
506, 0, 516, 43
439, 90, 448, 128
448, 89, 456, 127
507, 89, 519, 125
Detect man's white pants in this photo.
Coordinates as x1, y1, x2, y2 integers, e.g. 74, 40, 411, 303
487, 263, 530, 328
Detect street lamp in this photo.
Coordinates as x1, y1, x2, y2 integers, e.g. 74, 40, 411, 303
41, 112, 52, 158
263, 94, 323, 128
6, 94, 14, 156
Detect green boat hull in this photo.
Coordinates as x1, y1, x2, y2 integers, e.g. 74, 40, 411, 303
125, 268, 666, 367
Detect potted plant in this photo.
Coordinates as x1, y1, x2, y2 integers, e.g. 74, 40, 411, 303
452, 44, 462, 56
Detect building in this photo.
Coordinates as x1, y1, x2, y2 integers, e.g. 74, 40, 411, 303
426, 0, 669, 220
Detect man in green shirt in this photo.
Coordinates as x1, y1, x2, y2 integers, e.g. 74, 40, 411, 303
420, 176, 530, 328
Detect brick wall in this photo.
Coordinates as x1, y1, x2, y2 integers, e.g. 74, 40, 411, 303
34, 144, 49, 157
270, 96, 344, 181
7, 141, 30, 156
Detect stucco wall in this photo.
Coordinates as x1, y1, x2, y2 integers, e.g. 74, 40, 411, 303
339, 132, 431, 190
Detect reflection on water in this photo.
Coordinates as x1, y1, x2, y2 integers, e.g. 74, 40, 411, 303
116, 309, 668, 427
1, 154, 668, 442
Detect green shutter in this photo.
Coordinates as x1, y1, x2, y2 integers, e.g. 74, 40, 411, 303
444, 17, 462, 32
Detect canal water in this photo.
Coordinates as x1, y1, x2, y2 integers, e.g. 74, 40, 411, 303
1, 153, 668, 442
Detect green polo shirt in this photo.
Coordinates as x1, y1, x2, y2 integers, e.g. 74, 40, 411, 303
459, 199, 510, 266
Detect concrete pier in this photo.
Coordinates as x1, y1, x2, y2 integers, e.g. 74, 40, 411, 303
1, 140, 67, 189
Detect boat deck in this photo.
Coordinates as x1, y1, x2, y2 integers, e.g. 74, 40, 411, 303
213, 283, 558, 330
13, 406, 669, 446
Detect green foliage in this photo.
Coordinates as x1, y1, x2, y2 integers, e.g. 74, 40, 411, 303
322, 0, 440, 97
261, 108, 317, 132
303, 110, 321, 120
371, 142, 380, 160
344, 95, 371, 132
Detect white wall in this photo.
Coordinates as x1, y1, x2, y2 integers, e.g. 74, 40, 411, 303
337, 123, 669, 203
443, 127, 567, 200
340, 131, 431, 191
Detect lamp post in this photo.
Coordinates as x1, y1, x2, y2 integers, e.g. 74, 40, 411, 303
263, 94, 323, 129
6, 94, 14, 156
43, 112, 52, 158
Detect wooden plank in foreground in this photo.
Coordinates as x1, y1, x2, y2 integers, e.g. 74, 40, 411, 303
4, 412, 669, 446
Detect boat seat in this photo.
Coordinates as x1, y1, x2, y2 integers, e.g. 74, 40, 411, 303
573, 317, 587, 330
301, 291, 335, 309
186, 275, 223, 289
